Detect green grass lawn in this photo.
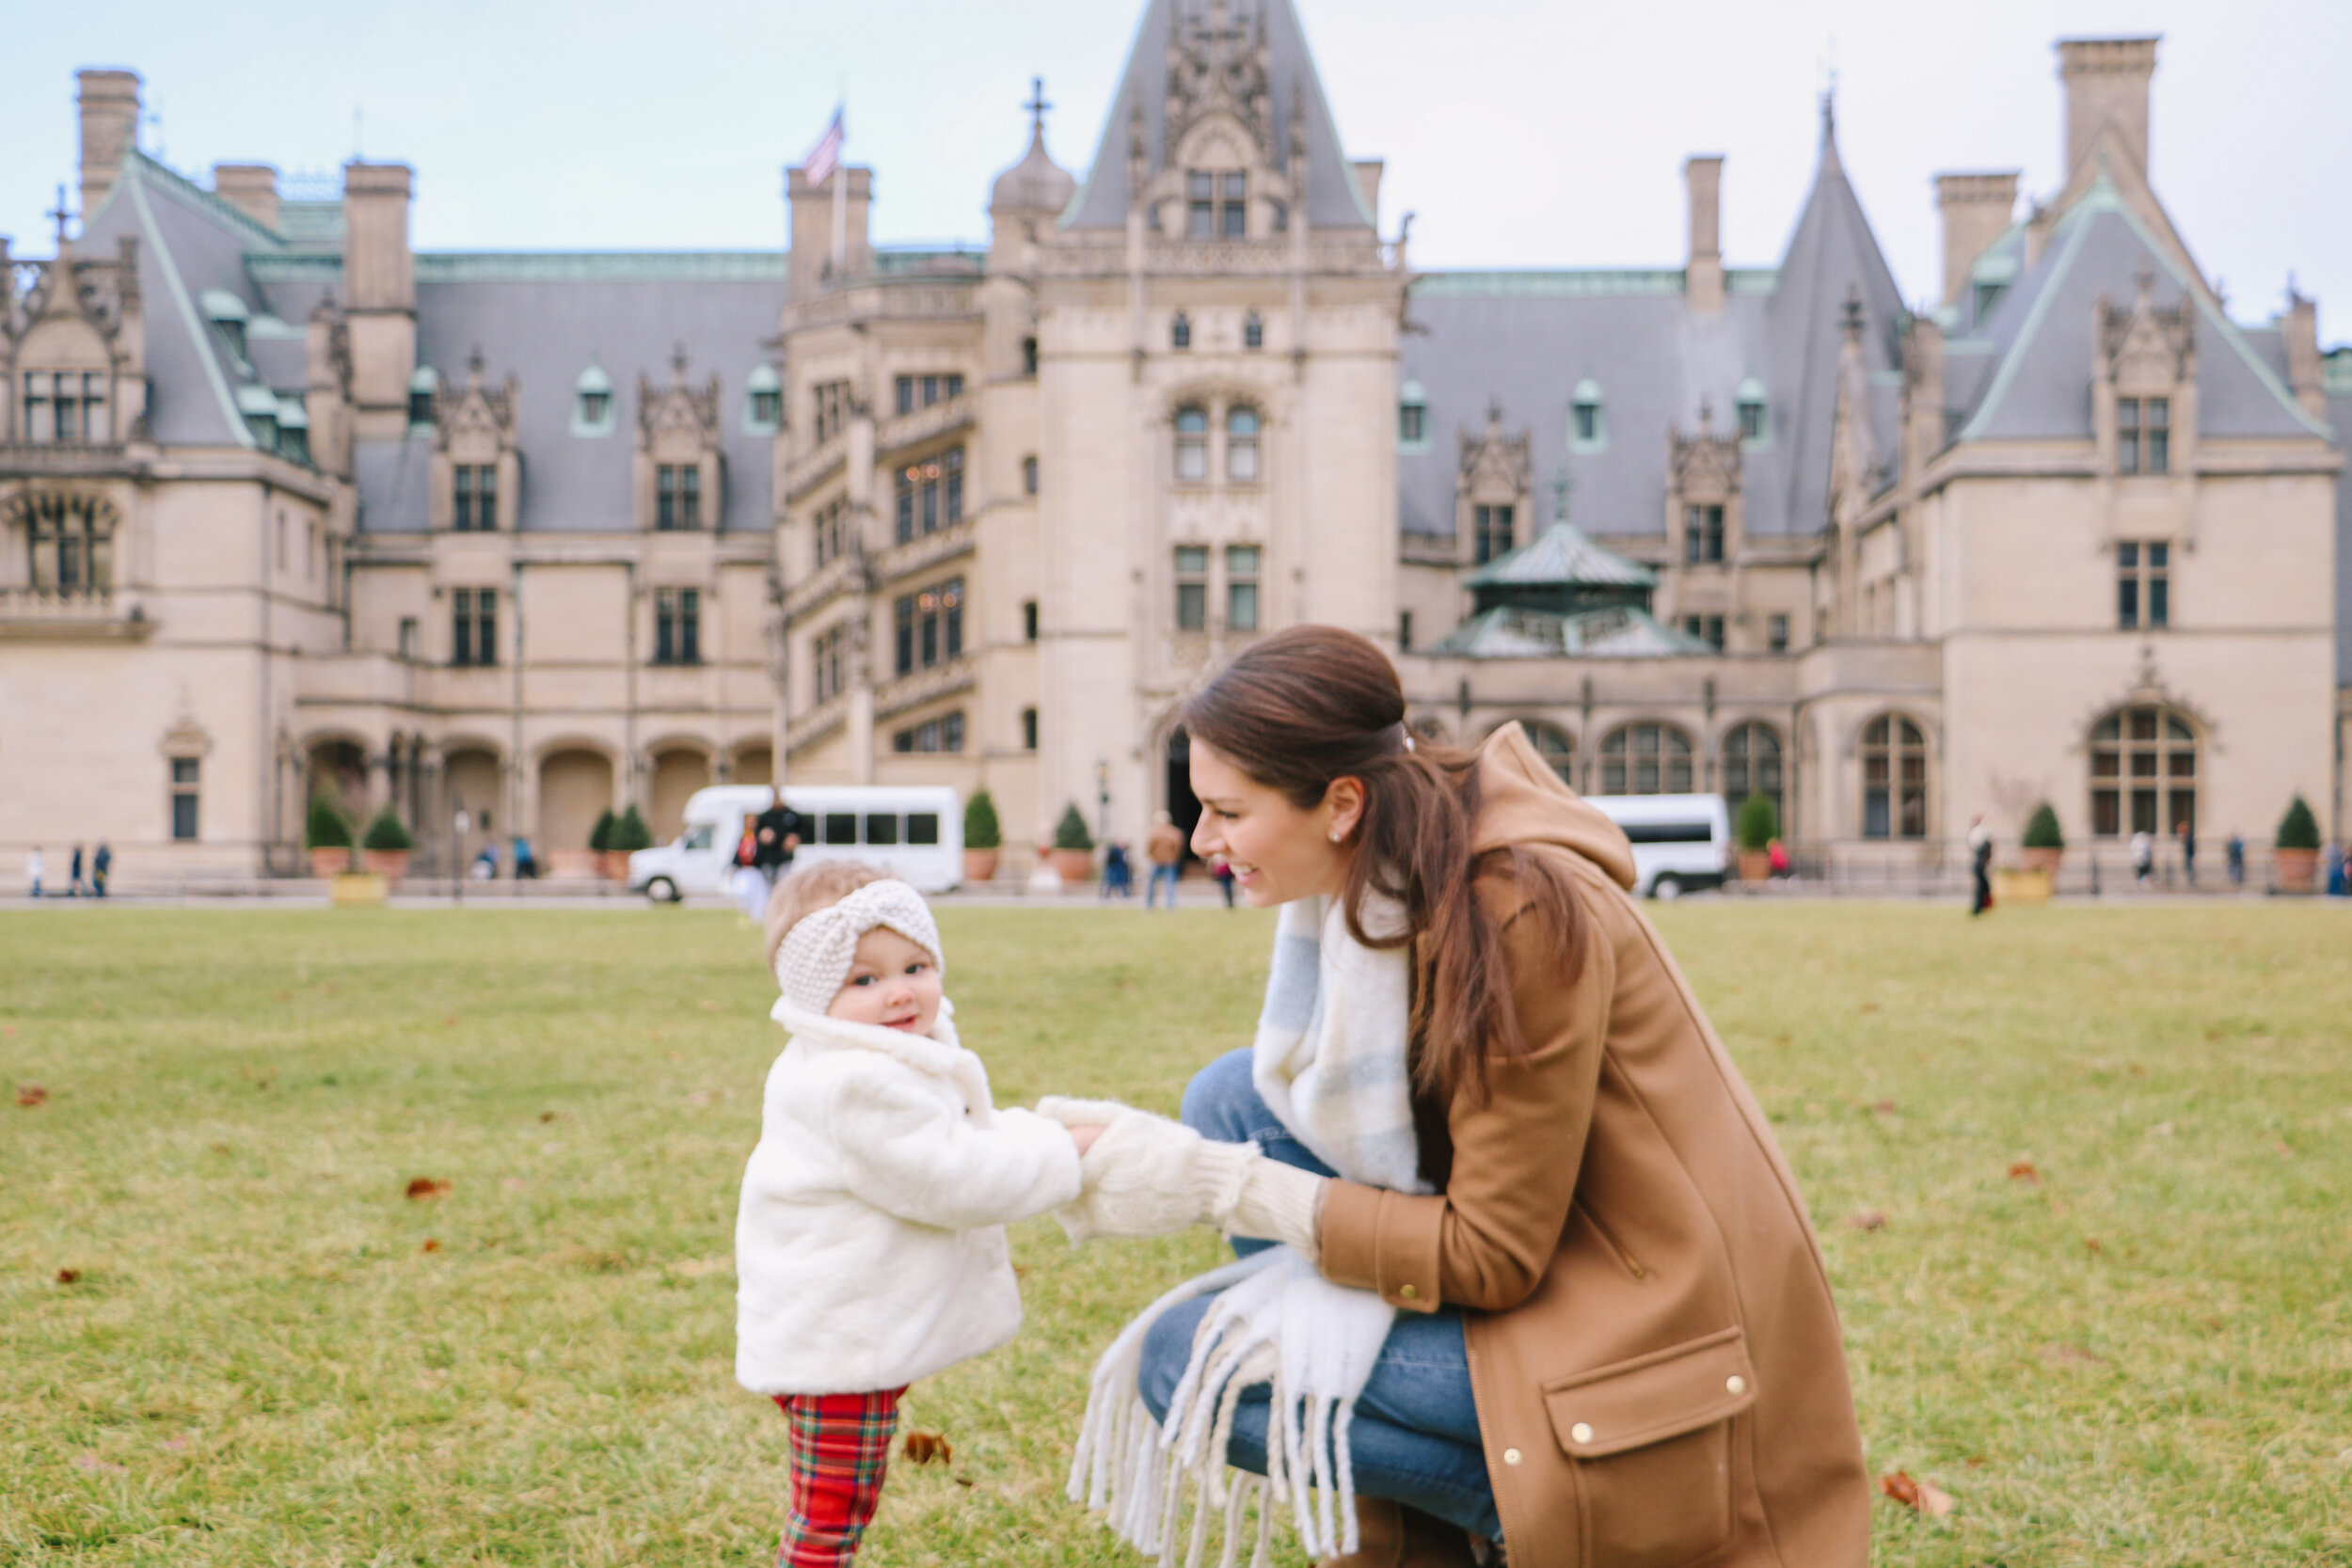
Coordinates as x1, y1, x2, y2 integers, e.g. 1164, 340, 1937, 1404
3, 903, 2347, 1566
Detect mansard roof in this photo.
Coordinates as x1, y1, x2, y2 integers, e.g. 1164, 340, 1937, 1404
1396, 103, 1907, 548
1945, 177, 2330, 445
1064, 0, 1375, 230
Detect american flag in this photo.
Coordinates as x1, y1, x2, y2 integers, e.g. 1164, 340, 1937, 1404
803, 108, 844, 187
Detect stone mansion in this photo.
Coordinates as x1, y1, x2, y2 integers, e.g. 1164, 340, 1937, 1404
3, 4, 2345, 882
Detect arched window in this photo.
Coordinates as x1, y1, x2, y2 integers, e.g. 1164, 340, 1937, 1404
574, 364, 614, 434
1173, 406, 1208, 483
1735, 376, 1768, 445
1244, 309, 1263, 350
1171, 311, 1192, 351
1398, 378, 1428, 451
1226, 405, 1261, 483
1600, 724, 1692, 795
1722, 721, 1783, 821
1570, 377, 1607, 451
744, 364, 782, 431
22, 493, 116, 594
1860, 715, 1928, 839
1523, 722, 1577, 787
2090, 706, 2197, 837
406, 366, 438, 431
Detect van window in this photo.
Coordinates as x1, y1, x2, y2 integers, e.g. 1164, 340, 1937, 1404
683, 824, 713, 850
907, 813, 941, 846
1620, 821, 1713, 845
866, 814, 900, 847
824, 813, 859, 845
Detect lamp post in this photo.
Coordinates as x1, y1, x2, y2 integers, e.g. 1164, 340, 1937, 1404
453, 800, 469, 908
1095, 756, 1110, 856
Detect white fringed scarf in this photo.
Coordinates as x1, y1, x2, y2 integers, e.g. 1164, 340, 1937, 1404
1069, 893, 1428, 1565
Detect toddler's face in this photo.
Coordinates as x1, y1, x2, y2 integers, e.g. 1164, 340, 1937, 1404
826, 926, 943, 1035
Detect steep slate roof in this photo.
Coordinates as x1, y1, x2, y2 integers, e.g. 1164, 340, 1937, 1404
1948, 178, 2332, 445
1064, 0, 1374, 230
2331, 353, 2352, 683
1429, 604, 1710, 658
1397, 106, 1907, 547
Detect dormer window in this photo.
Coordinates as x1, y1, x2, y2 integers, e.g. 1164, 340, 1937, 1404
656, 465, 701, 531
453, 465, 500, 531
1570, 379, 1607, 451
1244, 310, 1263, 350
746, 364, 783, 431
236, 385, 280, 450
407, 366, 438, 432
1171, 311, 1192, 351
573, 364, 614, 436
1735, 377, 1768, 445
1398, 380, 1428, 451
22, 372, 107, 442
201, 290, 249, 363
2118, 396, 2169, 474
276, 397, 310, 466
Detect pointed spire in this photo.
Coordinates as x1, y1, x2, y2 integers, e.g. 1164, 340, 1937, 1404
1817, 88, 1842, 178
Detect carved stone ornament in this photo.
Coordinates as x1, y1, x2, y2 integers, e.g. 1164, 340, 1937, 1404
1457, 405, 1532, 499
638, 346, 723, 453
2099, 275, 2195, 386
1165, 0, 1274, 163
433, 351, 518, 454
1669, 422, 1741, 498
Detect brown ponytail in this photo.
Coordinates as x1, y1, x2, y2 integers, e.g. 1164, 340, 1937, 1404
1183, 625, 1583, 1103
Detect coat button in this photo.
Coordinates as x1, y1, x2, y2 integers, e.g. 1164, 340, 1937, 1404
1398, 1283, 1418, 1300
1502, 1448, 1523, 1465
1568, 1423, 1593, 1445
1726, 1375, 1747, 1395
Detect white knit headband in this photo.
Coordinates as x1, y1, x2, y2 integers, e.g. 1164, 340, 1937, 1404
773, 879, 945, 1014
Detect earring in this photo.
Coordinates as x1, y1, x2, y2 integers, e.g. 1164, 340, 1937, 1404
1329, 828, 1343, 843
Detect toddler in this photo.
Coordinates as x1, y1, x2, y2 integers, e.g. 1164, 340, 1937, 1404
736, 863, 1085, 1565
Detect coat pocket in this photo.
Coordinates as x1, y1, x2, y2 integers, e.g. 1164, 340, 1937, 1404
1542, 1326, 1756, 1568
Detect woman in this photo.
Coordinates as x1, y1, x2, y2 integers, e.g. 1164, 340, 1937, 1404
1052, 626, 1867, 1568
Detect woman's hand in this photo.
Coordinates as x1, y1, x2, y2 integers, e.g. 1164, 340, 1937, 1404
1036, 1098, 1254, 1244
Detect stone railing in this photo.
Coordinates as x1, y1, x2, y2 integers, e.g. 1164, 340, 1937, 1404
869, 516, 975, 589
0, 587, 153, 640
874, 391, 977, 461
783, 553, 864, 625
784, 280, 981, 334
0, 441, 138, 477
784, 437, 847, 505
786, 694, 848, 754
873, 654, 977, 723
1033, 233, 1398, 278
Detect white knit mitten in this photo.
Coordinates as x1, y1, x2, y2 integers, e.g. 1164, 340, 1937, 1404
1039, 1103, 1252, 1244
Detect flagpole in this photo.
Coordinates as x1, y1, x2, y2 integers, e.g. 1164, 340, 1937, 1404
829, 113, 847, 277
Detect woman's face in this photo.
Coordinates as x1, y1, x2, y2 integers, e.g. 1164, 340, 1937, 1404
1188, 740, 1362, 907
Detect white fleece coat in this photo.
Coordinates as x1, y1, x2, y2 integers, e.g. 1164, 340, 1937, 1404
735, 996, 1083, 1396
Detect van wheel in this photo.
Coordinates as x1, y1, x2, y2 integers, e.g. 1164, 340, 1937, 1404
645, 877, 679, 905
1651, 875, 1683, 901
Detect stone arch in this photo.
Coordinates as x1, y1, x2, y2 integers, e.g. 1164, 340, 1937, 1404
645, 738, 716, 843
1596, 721, 1696, 796
728, 739, 773, 788
1856, 712, 1933, 840
535, 743, 615, 852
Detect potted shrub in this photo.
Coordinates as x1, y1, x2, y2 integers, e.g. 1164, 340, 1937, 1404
1051, 801, 1096, 884
606, 804, 652, 880
962, 789, 1002, 884
2274, 796, 2321, 892
306, 794, 354, 879
1733, 793, 1777, 882
2020, 802, 2065, 877
359, 807, 414, 880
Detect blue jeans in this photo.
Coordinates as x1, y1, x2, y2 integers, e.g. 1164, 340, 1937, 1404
1147, 863, 1182, 908
1136, 1049, 1501, 1542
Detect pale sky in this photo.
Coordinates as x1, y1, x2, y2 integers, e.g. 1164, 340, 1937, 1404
4, 0, 2345, 339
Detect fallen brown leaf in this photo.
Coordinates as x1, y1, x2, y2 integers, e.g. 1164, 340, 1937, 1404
1845, 1211, 1887, 1231
2084, 1237, 2104, 1255
1871, 1100, 1898, 1116
16, 1084, 47, 1108
421, 1239, 442, 1254
56, 1268, 81, 1284
405, 1177, 453, 1200
1878, 1471, 1954, 1517
2007, 1161, 2040, 1183
902, 1431, 953, 1466
537, 1111, 563, 1124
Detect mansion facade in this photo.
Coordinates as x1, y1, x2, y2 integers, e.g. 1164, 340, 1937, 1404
3, 8, 2346, 883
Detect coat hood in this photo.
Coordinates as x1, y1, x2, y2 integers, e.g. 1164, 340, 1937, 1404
1470, 722, 1638, 891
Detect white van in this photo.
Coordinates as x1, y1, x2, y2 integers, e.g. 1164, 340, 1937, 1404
1585, 793, 1730, 899
629, 784, 963, 901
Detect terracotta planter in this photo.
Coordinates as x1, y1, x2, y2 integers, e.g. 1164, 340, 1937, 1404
2020, 847, 2064, 877
1737, 849, 1772, 882
2274, 847, 2318, 893
600, 850, 633, 881
1994, 867, 2054, 903
1052, 847, 1095, 883
962, 847, 1000, 884
361, 848, 411, 881
309, 846, 352, 879
547, 847, 603, 880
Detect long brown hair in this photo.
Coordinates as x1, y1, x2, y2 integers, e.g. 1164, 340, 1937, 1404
1183, 625, 1583, 1102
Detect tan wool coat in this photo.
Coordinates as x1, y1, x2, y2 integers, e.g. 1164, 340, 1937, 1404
1317, 724, 1870, 1568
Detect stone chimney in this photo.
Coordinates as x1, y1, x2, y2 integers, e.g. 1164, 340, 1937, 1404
1684, 155, 1724, 314
2058, 38, 2159, 178
77, 69, 142, 218
342, 162, 416, 435
213, 164, 279, 231
2282, 290, 2324, 420
1934, 172, 2020, 308
787, 166, 873, 302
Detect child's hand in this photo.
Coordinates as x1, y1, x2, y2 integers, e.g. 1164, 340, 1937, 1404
1067, 1124, 1106, 1157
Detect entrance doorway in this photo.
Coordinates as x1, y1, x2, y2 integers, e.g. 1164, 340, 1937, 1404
1165, 726, 1200, 865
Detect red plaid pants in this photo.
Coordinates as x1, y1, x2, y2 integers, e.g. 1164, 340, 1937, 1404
773, 1386, 905, 1566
